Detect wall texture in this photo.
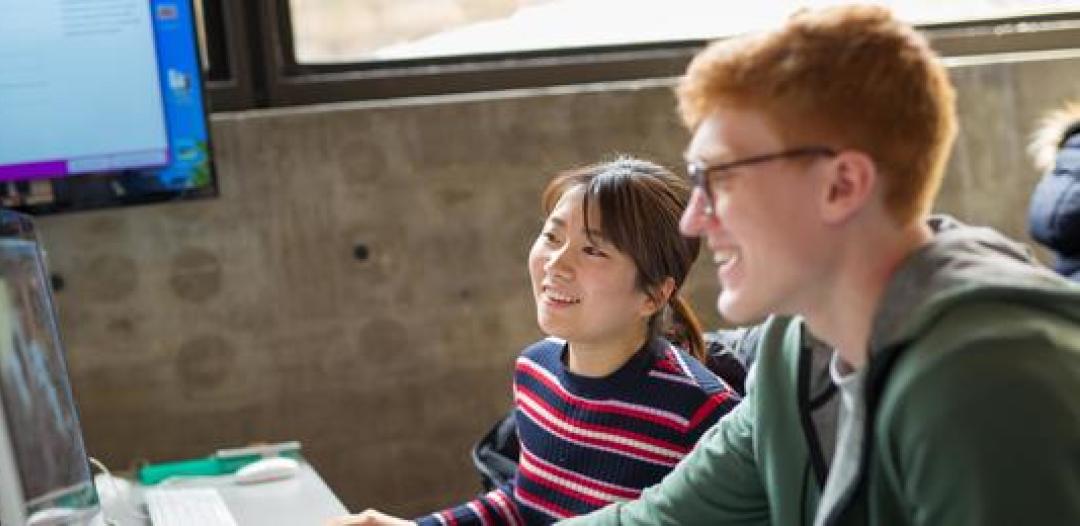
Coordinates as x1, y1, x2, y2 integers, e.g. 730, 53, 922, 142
37, 51, 1080, 516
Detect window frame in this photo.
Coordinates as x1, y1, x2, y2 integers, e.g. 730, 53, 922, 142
201, 0, 259, 111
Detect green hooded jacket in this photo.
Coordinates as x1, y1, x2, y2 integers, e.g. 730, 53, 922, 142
560, 216, 1080, 526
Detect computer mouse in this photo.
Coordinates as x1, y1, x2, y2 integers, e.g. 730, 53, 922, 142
233, 456, 301, 485
93, 473, 139, 517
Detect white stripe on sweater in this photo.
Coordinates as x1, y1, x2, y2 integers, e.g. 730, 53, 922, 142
519, 447, 636, 504
466, 502, 487, 526
488, 489, 519, 526
517, 357, 689, 427
521, 443, 641, 497
516, 489, 570, 521
670, 346, 696, 379
516, 390, 683, 464
646, 370, 699, 387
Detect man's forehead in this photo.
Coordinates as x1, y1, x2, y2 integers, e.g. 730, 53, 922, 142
686, 108, 783, 161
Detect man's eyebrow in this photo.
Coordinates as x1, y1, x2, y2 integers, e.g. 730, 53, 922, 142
687, 144, 739, 164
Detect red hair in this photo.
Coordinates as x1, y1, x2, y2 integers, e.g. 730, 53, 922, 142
678, 5, 957, 225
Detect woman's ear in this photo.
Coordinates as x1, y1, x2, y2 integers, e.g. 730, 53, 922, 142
642, 277, 677, 317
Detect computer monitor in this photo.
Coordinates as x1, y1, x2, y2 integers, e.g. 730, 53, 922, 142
0, 211, 99, 525
0, 0, 215, 214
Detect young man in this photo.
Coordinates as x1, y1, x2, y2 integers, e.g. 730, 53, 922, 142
563, 5, 1080, 526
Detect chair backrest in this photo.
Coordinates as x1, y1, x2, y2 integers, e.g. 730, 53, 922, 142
704, 326, 762, 396
471, 412, 519, 492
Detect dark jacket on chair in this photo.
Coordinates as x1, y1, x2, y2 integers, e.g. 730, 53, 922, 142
1030, 126, 1080, 281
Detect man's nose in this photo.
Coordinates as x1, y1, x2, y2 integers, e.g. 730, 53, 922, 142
680, 188, 714, 237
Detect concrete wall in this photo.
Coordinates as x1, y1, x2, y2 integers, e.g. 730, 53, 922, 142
38, 51, 1080, 515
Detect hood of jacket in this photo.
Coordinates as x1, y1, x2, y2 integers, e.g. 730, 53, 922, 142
869, 214, 1080, 355
820, 215, 1080, 526
1029, 131, 1080, 260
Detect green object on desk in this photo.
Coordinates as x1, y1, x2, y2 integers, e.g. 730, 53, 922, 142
137, 448, 302, 485
137, 457, 225, 485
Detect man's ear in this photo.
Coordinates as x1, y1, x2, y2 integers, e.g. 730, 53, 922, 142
820, 150, 878, 224
643, 277, 677, 317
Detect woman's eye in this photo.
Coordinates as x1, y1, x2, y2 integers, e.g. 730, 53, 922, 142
583, 246, 608, 258
541, 231, 558, 244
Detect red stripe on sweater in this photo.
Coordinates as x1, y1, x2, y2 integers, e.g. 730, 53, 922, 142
517, 384, 691, 455
686, 391, 734, 430
520, 446, 640, 500
516, 390, 683, 466
517, 399, 677, 467
666, 347, 695, 378
491, 489, 523, 526
653, 357, 682, 374
517, 359, 689, 431
518, 462, 611, 508
470, 500, 493, 526
516, 485, 574, 520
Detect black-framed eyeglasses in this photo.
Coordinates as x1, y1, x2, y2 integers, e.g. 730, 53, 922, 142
687, 146, 837, 211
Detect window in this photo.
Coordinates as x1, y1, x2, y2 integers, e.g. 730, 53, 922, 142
187, 0, 1080, 108
287, 0, 1080, 65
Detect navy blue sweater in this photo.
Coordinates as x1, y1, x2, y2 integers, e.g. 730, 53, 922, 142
416, 338, 739, 526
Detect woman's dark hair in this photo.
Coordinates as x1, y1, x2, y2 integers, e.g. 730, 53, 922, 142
540, 156, 706, 362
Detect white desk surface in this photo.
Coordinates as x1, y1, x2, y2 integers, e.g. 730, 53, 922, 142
201, 462, 348, 525
100, 462, 348, 526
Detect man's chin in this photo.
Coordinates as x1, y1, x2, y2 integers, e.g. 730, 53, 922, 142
717, 296, 765, 326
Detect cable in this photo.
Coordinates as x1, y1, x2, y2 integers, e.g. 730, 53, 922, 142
88, 456, 150, 522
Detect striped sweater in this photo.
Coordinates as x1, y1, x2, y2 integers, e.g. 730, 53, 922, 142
417, 337, 740, 526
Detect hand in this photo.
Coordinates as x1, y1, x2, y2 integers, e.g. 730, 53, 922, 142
325, 508, 415, 526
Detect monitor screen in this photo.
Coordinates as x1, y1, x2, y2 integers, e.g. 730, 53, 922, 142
0, 213, 98, 525
0, 0, 215, 214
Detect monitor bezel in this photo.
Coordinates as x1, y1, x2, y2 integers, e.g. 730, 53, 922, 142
0, 0, 218, 216
0, 212, 101, 525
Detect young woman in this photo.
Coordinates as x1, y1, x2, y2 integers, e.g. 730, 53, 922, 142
329, 157, 740, 526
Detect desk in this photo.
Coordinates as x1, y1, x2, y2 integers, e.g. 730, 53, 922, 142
99, 462, 348, 526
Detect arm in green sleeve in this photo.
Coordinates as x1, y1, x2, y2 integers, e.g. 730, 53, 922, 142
560, 389, 770, 526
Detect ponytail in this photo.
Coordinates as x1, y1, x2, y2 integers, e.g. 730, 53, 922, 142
666, 294, 706, 364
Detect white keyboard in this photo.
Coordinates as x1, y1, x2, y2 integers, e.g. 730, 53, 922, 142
144, 487, 239, 526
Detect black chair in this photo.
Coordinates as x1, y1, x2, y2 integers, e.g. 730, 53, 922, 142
472, 410, 520, 492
